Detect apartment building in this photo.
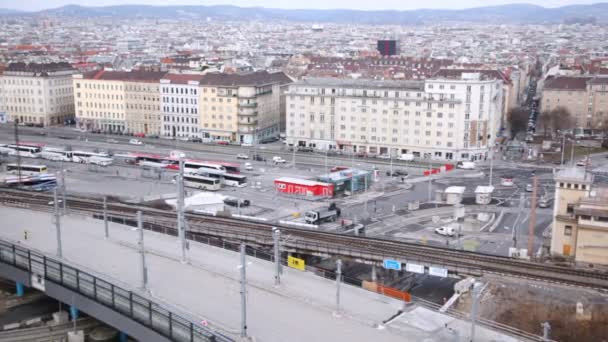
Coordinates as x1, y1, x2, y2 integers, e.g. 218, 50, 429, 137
123, 71, 166, 136
160, 74, 203, 139
286, 71, 502, 161
73, 70, 166, 134
198, 71, 292, 144
551, 168, 608, 265
0, 62, 77, 126
541, 75, 608, 129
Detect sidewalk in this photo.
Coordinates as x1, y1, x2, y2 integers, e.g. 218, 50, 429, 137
0, 207, 521, 342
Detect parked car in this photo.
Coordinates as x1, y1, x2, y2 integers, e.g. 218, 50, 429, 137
236, 153, 249, 160
216, 140, 229, 145
525, 184, 533, 192
297, 146, 314, 152
434, 226, 456, 237
190, 137, 203, 143
376, 154, 391, 159
260, 136, 279, 144
386, 170, 408, 177
129, 139, 143, 145
457, 161, 476, 170
252, 154, 266, 162
272, 156, 286, 164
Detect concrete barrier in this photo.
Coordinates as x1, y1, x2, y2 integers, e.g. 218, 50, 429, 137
231, 214, 268, 222
278, 220, 318, 229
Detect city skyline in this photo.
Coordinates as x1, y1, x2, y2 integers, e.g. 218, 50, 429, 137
1, 0, 603, 11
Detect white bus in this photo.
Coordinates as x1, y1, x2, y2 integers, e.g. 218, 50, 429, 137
6, 163, 48, 176
41, 148, 72, 162
182, 175, 222, 191
183, 161, 226, 174
71, 151, 111, 163
7, 144, 42, 158
197, 169, 248, 187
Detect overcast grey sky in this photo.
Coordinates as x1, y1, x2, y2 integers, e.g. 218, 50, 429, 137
0, 0, 601, 11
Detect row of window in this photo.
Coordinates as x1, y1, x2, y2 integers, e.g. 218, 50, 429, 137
163, 97, 198, 105
161, 87, 198, 96
162, 116, 199, 125
162, 106, 198, 114
77, 82, 122, 91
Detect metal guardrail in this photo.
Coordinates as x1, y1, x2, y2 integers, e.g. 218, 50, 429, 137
0, 240, 234, 342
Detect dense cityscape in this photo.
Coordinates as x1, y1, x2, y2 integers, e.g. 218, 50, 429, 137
0, 2, 607, 342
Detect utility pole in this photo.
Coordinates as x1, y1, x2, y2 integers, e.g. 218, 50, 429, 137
470, 283, 481, 342
177, 158, 186, 263
239, 243, 248, 339
14, 120, 22, 185
325, 150, 328, 175
488, 149, 494, 187
389, 154, 393, 174
53, 188, 62, 258
273, 228, 281, 286
560, 135, 565, 166
292, 143, 296, 169
541, 322, 551, 342
60, 162, 67, 213
428, 158, 432, 202
512, 193, 525, 248
103, 196, 109, 239
570, 139, 575, 166
335, 259, 342, 316
528, 176, 538, 258
137, 211, 148, 291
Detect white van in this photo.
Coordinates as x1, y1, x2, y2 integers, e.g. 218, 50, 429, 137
397, 153, 415, 161
457, 161, 476, 170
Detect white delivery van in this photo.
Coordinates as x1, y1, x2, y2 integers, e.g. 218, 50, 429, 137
397, 153, 415, 161
457, 161, 476, 170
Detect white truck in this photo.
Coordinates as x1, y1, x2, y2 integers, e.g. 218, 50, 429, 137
304, 203, 341, 225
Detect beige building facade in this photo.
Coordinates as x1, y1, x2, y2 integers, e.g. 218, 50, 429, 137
0, 62, 76, 126
551, 168, 608, 265
74, 70, 166, 134
541, 76, 608, 129
197, 71, 292, 144
286, 71, 503, 161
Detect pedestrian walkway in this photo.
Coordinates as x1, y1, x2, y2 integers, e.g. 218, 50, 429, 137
0, 207, 520, 342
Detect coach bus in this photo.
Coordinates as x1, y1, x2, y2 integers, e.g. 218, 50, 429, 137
6, 163, 48, 176
181, 174, 222, 191
197, 169, 247, 187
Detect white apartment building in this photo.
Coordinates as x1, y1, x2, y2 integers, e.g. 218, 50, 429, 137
0, 62, 77, 126
286, 72, 503, 161
160, 74, 202, 139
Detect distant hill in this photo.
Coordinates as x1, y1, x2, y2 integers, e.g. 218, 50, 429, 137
3, 3, 608, 24
0, 8, 23, 15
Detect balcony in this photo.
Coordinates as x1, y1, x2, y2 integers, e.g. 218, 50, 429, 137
238, 107, 258, 116
238, 102, 258, 108
239, 119, 258, 126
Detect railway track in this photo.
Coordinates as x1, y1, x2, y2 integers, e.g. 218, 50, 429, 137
2, 188, 608, 289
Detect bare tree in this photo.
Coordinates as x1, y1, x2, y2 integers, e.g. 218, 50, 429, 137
507, 107, 529, 136
551, 106, 574, 133
538, 110, 553, 137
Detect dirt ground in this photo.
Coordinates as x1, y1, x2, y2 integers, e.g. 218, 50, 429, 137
455, 277, 608, 342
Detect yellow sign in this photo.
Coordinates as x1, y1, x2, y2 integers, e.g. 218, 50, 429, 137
287, 256, 305, 271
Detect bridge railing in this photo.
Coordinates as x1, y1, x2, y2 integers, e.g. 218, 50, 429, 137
0, 240, 233, 342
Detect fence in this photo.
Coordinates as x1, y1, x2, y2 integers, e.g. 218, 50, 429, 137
0, 240, 233, 342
